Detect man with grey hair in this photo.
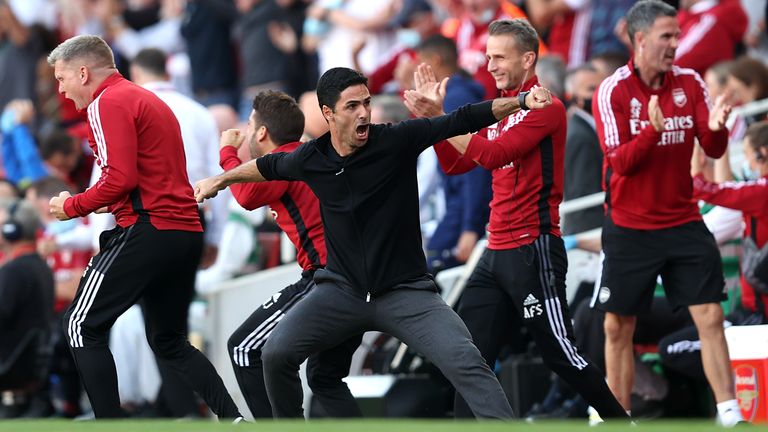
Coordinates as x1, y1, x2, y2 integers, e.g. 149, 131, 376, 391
45, 35, 242, 420
405, 18, 629, 421
593, 0, 742, 425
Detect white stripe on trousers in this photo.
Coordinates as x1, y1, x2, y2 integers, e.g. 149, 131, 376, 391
68, 227, 132, 347
232, 282, 314, 367
534, 236, 588, 369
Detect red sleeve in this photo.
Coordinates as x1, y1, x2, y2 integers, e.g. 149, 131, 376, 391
675, 8, 747, 75
690, 73, 728, 159
434, 140, 477, 174
220, 146, 288, 210
463, 103, 563, 170
693, 174, 768, 216
593, 82, 660, 176
64, 98, 138, 218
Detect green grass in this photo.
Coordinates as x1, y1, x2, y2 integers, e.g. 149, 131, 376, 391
0, 419, 762, 432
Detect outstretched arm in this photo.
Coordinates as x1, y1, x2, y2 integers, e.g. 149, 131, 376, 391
195, 159, 265, 203
404, 63, 551, 154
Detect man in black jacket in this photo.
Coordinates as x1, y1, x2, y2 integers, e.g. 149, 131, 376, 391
195, 66, 552, 418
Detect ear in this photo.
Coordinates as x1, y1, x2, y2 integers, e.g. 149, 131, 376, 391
79, 66, 89, 84
322, 105, 333, 122
524, 51, 537, 70
759, 147, 768, 162
256, 125, 268, 142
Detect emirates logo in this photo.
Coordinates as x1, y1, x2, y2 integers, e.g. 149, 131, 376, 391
734, 365, 759, 422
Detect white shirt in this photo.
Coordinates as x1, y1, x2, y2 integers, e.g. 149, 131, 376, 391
142, 80, 229, 246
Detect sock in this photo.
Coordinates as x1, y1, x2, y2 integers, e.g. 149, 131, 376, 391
717, 399, 744, 427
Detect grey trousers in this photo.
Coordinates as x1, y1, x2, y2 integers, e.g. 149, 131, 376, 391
261, 283, 514, 419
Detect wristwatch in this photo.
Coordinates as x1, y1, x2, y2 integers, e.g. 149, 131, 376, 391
518, 90, 530, 111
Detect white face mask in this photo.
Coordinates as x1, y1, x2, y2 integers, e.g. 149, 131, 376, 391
476, 8, 495, 25
396, 29, 421, 48
741, 160, 761, 181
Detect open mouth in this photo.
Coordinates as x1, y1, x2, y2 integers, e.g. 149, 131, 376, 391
355, 124, 369, 140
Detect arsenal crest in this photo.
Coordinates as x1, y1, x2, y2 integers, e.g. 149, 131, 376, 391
672, 88, 687, 107
735, 365, 759, 422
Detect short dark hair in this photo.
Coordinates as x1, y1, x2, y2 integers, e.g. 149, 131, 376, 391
417, 35, 458, 68
488, 19, 540, 66
40, 130, 75, 160
251, 90, 305, 145
729, 56, 768, 101
625, 0, 677, 47
745, 121, 768, 159
131, 48, 167, 77
316, 67, 368, 112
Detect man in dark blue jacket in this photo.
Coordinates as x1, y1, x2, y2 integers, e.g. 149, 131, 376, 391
415, 35, 492, 273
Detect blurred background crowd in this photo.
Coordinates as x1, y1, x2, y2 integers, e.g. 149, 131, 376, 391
1, 0, 767, 422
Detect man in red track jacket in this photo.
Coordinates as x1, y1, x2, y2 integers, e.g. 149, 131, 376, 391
406, 18, 628, 421
593, 1, 742, 425
222, 90, 361, 418
46, 35, 241, 420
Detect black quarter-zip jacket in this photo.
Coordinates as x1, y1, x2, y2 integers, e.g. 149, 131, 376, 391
256, 101, 498, 298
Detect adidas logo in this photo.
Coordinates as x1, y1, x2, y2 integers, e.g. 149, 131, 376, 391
523, 294, 539, 306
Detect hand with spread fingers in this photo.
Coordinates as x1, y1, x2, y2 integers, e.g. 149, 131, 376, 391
404, 63, 448, 118
708, 94, 732, 132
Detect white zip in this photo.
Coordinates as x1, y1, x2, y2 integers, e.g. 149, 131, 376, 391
366, 292, 371, 303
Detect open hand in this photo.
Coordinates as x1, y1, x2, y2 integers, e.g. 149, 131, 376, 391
403, 63, 447, 118
648, 95, 664, 132
708, 94, 732, 132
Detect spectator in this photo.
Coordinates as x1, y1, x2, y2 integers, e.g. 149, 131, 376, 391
562, 63, 604, 235
536, 54, 567, 100
412, 34, 491, 271
675, 0, 748, 76
1, 99, 48, 188
0, 199, 53, 417
180, 0, 239, 108
0, 3, 48, 110
354, 0, 439, 95
39, 130, 94, 193
130, 48, 229, 263
235, 0, 302, 118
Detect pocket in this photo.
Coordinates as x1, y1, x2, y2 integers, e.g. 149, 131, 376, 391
97, 226, 122, 252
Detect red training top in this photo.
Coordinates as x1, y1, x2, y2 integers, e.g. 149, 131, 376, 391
64, 73, 202, 232
593, 60, 727, 230
221, 143, 326, 271
434, 76, 566, 249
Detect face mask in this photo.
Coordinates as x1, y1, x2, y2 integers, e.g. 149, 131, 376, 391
46, 218, 78, 236
741, 160, 760, 181
396, 28, 421, 48
1, 109, 16, 134
476, 8, 495, 25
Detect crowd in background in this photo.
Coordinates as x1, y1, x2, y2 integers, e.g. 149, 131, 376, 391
1, 0, 768, 421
